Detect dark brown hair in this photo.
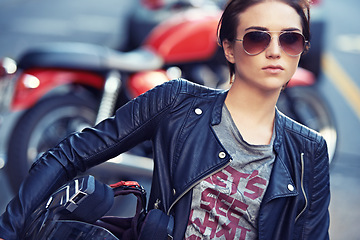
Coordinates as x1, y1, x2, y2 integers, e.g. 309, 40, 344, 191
217, 0, 311, 79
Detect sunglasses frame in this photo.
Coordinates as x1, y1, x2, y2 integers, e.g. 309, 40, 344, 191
235, 30, 309, 57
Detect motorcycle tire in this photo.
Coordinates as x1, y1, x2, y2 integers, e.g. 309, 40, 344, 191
5, 93, 98, 193
277, 86, 338, 165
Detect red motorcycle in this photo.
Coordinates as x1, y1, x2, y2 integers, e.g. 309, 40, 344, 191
0, 0, 336, 193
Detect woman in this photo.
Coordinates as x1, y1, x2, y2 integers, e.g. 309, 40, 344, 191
0, 0, 330, 239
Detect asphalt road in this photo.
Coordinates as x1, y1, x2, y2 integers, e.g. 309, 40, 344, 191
0, 0, 359, 239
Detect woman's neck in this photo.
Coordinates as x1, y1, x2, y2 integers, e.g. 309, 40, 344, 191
224, 81, 280, 145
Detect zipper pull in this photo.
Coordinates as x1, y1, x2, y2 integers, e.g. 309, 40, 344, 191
154, 198, 161, 209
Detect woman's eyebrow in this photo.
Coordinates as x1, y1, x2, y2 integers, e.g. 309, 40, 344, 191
245, 26, 268, 31
244, 26, 302, 32
282, 27, 302, 32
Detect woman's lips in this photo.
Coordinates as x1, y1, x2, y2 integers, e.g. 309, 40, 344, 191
262, 65, 284, 74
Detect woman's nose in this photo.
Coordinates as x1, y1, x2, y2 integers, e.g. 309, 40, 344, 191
265, 37, 282, 58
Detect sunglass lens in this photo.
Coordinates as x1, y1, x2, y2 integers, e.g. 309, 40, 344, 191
243, 32, 271, 55
279, 32, 305, 56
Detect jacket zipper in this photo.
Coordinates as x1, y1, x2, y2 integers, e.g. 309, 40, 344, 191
167, 159, 232, 215
295, 152, 308, 222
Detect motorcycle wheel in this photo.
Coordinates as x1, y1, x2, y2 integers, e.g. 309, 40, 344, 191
5, 93, 97, 193
277, 86, 338, 164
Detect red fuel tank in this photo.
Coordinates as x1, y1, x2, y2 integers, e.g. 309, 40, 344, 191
144, 9, 221, 64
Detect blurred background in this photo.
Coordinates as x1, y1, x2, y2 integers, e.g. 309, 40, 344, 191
0, 0, 359, 239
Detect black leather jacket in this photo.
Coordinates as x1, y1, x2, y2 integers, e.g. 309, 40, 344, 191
0, 79, 330, 240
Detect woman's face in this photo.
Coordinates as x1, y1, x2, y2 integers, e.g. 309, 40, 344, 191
224, 1, 303, 92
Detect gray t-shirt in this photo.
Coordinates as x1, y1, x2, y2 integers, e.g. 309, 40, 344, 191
185, 106, 275, 239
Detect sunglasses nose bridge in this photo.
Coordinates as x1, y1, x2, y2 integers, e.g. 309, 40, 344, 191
276, 36, 282, 47
266, 35, 282, 55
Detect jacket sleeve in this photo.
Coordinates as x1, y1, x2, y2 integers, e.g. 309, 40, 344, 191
303, 137, 330, 240
0, 79, 181, 240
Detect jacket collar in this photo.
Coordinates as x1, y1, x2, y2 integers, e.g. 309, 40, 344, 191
273, 109, 285, 154
211, 89, 228, 126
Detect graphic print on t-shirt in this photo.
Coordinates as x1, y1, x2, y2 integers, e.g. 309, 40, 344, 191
185, 165, 268, 240
185, 105, 275, 240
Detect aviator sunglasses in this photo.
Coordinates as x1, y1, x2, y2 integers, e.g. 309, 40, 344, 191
235, 31, 309, 56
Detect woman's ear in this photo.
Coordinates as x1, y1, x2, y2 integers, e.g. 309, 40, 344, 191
223, 39, 235, 64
